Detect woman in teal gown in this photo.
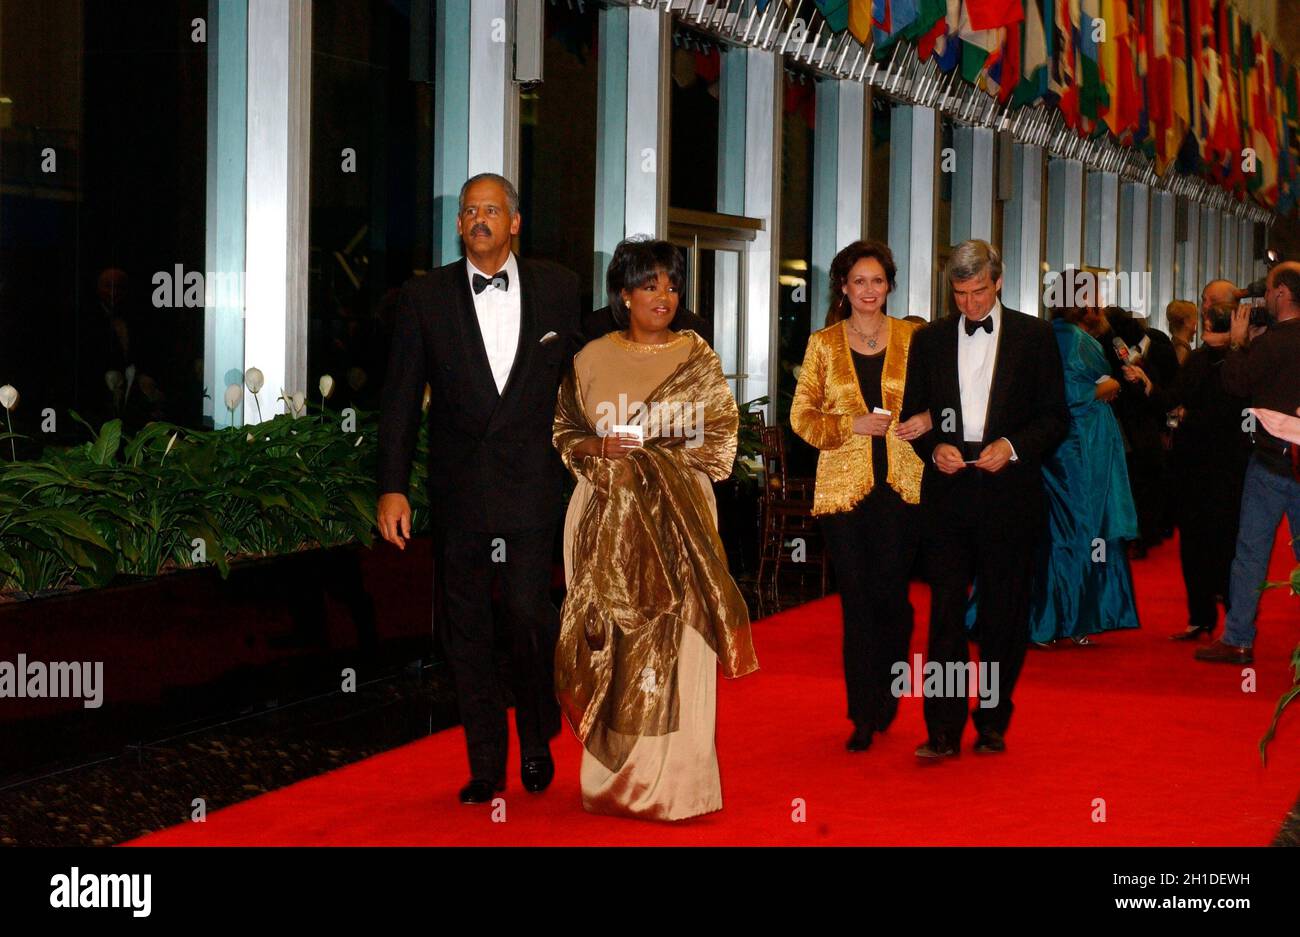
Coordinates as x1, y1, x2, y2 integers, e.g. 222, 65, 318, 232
1029, 307, 1141, 644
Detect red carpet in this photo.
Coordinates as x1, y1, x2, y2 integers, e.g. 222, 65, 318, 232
132, 529, 1300, 846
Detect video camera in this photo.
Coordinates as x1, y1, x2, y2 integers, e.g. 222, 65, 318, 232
1207, 249, 1281, 332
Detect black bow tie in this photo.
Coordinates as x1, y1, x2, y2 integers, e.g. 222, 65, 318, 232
964, 315, 993, 336
472, 270, 509, 295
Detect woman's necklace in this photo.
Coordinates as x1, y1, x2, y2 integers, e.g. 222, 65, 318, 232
848, 313, 886, 350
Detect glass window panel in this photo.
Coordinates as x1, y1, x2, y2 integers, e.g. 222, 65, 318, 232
0, 0, 211, 448
866, 92, 891, 242
308, 0, 434, 415
519, 0, 600, 310
668, 23, 721, 214
777, 65, 817, 477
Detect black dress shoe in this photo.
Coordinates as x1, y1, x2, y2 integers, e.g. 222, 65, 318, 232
520, 754, 555, 793
1194, 639, 1254, 665
914, 739, 959, 761
458, 778, 505, 805
973, 730, 1006, 754
846, 724, 873, 752
1170, 623, 1214, 641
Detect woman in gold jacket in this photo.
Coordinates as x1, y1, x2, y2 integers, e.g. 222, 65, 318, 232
790, 239, 930, 753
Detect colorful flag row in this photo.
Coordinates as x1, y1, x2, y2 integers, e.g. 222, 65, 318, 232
809, 0, 1299, 215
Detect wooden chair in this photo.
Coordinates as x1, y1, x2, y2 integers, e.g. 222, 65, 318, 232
754, 424, 830, 615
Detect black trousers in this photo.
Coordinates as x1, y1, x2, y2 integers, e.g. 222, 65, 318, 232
820, 485, 920, 732
437, 523, 561, 782
1175, 465, 1246, 628
921, 473, 1037, 743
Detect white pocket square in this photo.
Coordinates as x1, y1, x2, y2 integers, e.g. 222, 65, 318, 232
539, 331, 559, 344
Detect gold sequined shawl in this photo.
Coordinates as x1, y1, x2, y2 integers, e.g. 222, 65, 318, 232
552, 334, 759, 772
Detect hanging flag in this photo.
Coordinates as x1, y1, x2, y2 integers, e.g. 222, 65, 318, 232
1279, 61, 1299, 215
1170, 0, 1194, 160
848, 0, 874, 43
1119, 0, 1142, 140
987, 18, 1022, 102
916, 0, 949, 60
872, 0, 893, 46
1099, 0, 1123, 135
814, 0, 852, 32
1249, 31, 1279, 203
1051, 0, 1081, 129
901, 0, 948, 41
1015, 0, 1051, 106
1078, 0, 1108, 131
1193, 0, 1218, 168
1211, 0, 1243, 185
1131, 0, 1150, 151
966, 0, 1026, 30
922, 0, 964, 71
957, 2, 1004, 86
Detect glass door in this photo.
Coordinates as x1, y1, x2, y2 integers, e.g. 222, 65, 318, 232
667, 208, 761, 403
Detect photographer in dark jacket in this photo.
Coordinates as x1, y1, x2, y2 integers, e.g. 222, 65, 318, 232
1134, 283, 1251, 640
1193, 262, 1300, 665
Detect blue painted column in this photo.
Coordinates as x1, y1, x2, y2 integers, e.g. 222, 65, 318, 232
887, 105, 938, 319
204, 0, 248, 428
1001, 143, 1044, 316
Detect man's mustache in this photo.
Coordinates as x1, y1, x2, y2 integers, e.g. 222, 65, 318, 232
470, 224, 491, 238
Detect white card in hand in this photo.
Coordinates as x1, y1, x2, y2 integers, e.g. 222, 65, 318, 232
872, 407, 892, 416
612, 424, 644, 441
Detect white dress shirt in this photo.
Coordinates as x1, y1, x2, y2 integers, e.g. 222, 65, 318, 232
952, 300, 1018, 462
466, 252, 521, 394
958, 301, 1001, 443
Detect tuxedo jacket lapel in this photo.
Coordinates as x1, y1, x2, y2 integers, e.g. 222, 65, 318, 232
942, 315, 965, 442
488, 260, 538, 431
982, 308, 1016, 444
451, 264, 502, 420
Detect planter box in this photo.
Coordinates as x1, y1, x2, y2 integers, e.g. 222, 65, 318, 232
0, 538, 436, 781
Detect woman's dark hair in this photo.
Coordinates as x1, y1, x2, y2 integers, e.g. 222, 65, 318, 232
826, 240, 896, 327
606, 237, 687, 328
1054, 301, 1090, 327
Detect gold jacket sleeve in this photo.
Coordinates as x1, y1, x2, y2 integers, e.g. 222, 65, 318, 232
790, 331, 853, 451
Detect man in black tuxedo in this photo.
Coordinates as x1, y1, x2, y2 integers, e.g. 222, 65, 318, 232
901, 240, 1068, 759
376, 173, 582, 804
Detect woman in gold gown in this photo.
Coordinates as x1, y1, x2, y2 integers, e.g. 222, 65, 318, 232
553, 238, 758, 821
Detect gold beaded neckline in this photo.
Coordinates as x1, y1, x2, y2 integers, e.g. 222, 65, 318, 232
608, 330, 691, 353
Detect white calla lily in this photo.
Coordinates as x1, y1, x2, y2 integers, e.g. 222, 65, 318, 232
0, 385, 16, 461
105, 370, 125, 392
244, 367, 264, 394
224, 383, 243, 411
319, 374, 335, 399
